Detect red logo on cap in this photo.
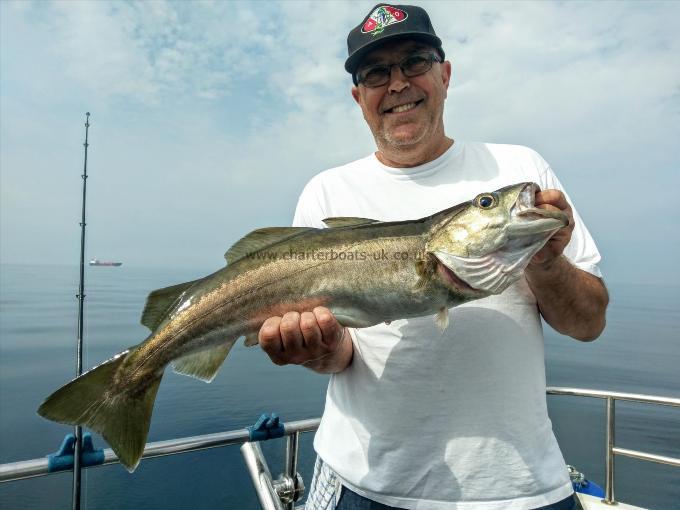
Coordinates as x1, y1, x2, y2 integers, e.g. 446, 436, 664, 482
361, 5, 408, 36
385, 6, 405, 20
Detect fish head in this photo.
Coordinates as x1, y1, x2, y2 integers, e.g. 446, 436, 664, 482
426, 182, 568, 295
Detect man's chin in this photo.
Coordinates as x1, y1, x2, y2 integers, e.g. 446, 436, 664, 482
382, 127, 428, 148
373, 116, 434, 150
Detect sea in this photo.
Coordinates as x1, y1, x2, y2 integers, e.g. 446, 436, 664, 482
0, 263, 678, 509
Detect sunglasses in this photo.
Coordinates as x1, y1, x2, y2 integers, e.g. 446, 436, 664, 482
354, 52, 442, 87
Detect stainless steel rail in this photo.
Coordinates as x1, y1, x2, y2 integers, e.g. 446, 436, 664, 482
2, 388, 678, 509
241, 442, 285, 510
546, 387, 680, 407
546, 386, 680, 505
612, 447, 680, 468
240, 433, 305, 509
284, 432, 304, 508
0, 418, 320, 483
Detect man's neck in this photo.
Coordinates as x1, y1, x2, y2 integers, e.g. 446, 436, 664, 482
375, 136, 454, 168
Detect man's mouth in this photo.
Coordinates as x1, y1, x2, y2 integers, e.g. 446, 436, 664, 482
384, 99, 423, 114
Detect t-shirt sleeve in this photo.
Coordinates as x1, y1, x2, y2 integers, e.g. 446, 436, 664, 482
538, 163, 603, 278
292, 176, 329, 229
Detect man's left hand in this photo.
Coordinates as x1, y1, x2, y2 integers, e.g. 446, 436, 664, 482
530, 189, 574, 268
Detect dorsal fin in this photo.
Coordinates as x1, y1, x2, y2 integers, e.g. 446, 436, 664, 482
322, 217, 379, 228
141, 279, 199, 331
224, 227, 313, 265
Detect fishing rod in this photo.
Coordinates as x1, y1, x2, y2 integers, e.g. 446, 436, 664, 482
72, 112, 90, 510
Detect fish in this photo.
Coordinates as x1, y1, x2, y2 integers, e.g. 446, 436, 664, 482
37, 182, 567, 471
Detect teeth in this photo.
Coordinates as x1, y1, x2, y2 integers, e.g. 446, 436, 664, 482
391, 102, 417, 113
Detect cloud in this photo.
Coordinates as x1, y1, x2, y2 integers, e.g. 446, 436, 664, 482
10, 1, 284, 105
1, 0, 679, 284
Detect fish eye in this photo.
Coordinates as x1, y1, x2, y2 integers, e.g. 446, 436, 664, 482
475, 194, 496, 209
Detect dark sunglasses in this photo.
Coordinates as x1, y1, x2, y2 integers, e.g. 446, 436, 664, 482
354, 52, 442, 87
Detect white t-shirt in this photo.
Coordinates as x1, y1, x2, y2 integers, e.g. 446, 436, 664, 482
293, 141, 602, 510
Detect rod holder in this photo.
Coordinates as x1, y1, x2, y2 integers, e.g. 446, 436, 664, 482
248, 413, 286, 441
47, 433, 104, 473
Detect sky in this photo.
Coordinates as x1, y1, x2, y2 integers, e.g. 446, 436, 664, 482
1, 0, 679, 285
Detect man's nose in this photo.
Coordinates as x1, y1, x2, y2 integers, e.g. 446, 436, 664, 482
387, 65, 410, 94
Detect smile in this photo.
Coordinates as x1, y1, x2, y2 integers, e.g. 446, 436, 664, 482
384, 99, 423, 114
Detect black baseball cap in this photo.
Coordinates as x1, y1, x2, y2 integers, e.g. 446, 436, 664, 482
345, 4, 444, 78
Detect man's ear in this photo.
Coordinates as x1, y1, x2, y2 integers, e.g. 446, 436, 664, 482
351, 86, 361, 105
441, 60, 452, 97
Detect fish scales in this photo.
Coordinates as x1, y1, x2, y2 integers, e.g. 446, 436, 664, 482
37, 182, 568, 471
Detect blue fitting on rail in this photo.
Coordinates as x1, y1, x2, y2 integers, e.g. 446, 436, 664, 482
572, 478, 605, 498
47, 433, 105, 473
247, 413, 286, 441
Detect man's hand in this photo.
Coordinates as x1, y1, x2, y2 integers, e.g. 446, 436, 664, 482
259, 306, 353, 374
524, 188, 609, 341
530, 189, 575, 268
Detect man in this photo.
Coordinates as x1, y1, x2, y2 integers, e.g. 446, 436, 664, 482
259, 4, 609, 509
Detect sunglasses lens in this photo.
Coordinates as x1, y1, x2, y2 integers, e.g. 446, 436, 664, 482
357, 53, 439, 87
359, 67, 390, 87
402, 55, 432, 77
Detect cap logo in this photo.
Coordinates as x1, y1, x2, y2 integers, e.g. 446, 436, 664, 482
361, 5, 408, 36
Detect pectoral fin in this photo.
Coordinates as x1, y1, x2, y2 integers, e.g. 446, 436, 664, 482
172, 340, 236, 382
243, 332, 259, 347
435, 306, 449, 333
415, 257, 436, 291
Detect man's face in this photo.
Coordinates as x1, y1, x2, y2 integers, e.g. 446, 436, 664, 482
351, 40, 452, 152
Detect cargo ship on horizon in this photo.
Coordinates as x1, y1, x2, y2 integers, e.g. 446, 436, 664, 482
89, 258, 122, 267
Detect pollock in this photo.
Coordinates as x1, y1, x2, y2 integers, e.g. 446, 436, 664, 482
38, 182, 567, 471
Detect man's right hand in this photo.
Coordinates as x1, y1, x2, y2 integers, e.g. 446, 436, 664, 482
258, 306, 353, 374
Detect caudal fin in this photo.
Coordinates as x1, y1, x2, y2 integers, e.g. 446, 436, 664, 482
37, 351, 162, 472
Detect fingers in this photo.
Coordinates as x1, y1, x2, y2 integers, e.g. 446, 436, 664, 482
258, 307, 345, 366
280, 311, 305, 351
530, 247, 550, 265
535, 203, 563, 214
535, 189, 574, 229
300, 311, 322, 346
535, 189, 569, 210
259, 316, 285, 364
535, 190, 573, 229
526, 190, 577, 269
314, 307, 344, 348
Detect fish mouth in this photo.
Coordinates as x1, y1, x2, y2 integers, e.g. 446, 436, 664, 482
431, 183, 569, 295
508, 183, 568, 236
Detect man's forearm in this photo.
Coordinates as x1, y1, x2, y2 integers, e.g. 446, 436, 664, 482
302, 328, 354, 374
525, 256, 609, 341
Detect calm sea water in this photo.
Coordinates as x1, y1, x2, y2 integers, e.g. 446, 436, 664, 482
0, 264, 678, 509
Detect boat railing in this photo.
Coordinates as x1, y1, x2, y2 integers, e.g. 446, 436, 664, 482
546, 387, 680, 505
1, 387, 679, 509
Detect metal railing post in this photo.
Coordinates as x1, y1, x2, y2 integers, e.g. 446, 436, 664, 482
284, 432, 300, 510
241, 442, 285, 510
604, 396, 617, 505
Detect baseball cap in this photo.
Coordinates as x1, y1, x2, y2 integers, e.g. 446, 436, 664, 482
345, 4, 444, 77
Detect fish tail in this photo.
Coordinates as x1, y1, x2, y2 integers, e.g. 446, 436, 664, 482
37, 350, 162, 472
